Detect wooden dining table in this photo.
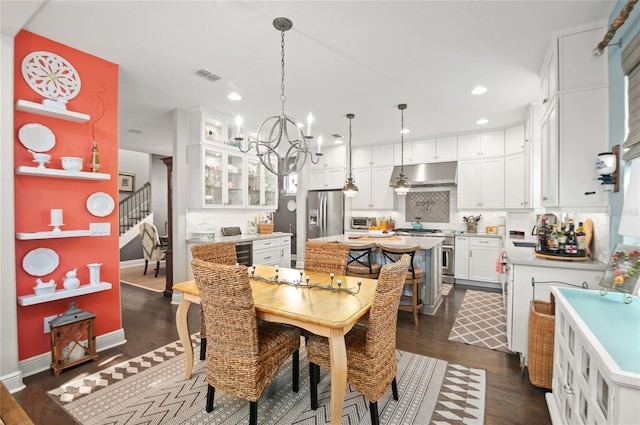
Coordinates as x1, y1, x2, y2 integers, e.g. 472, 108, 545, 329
173, 264, 378, 425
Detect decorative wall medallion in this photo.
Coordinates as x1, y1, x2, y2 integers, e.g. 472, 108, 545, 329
21, 51, 81, 108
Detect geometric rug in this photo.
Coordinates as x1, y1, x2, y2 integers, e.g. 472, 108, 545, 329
448, 290, 511, 353
48, 335, 486, 424
441, 283, 453, 296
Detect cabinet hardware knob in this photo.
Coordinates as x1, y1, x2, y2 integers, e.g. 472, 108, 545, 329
542, 98, 548, 104
563, 384, 574, 395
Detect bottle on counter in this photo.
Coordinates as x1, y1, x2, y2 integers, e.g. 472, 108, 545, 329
576, 222, 587, 257
536, 218, 547, 253
557, 222, 567, 252
548, 224, 559, 252
565, 223, 577, 255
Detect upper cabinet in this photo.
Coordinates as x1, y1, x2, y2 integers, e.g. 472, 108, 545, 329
457, 131, 504, 160
187, 144, 246, 209
309, 145, 346, 170
410, 137, 457, 163
352, 144, 394, 168
309, 145, 346, 190
246, 157, 278, 209
505, 124, 525, 156
538, 21, 609, 208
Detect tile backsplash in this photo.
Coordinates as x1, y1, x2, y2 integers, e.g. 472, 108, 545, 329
405, 191, 450, 222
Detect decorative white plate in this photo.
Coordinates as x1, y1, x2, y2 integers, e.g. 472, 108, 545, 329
23, 248, 59, 276
86, 192, 115, 217
21, 51, 81, 104
18, 123, 56, 152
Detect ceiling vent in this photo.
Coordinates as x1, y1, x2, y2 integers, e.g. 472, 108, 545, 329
195, 69, 221, 82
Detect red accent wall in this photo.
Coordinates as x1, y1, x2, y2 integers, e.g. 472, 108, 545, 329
14, 30, 121, 360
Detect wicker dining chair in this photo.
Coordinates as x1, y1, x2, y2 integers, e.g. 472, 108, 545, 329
379, 244, 423, 325
304, 240, 349, 275
307, 254, 411, 425
191, 259, 300, 425
191, 242, 237, 361
346, 242, 382, 279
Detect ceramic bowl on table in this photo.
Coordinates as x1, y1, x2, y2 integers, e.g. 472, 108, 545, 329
61, 156, 83, 171
368, 230, 395, 238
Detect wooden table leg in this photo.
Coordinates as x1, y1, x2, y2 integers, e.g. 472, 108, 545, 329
176, 298, 193, 380
328, 328, 347, 425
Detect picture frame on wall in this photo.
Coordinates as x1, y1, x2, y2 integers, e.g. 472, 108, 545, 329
118, 172, 135, 193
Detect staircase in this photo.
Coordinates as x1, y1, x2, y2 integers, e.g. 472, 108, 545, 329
119, 182, 152, 249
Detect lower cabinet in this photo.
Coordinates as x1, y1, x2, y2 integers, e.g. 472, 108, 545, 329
279, 236, 291, 267
455, 236, 500, 284
253, 238, 281, 266
505, 263, 603, 363
547, 287, 639, 425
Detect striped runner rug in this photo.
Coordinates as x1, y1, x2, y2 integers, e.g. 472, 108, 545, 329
48, 335, 486, 424
448, 289, 511, 353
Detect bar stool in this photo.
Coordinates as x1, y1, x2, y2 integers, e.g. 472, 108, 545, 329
379, 244, 423, 325
346, 242, 382, 279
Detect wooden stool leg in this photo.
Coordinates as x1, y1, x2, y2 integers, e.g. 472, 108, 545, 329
412, 281, 419, 325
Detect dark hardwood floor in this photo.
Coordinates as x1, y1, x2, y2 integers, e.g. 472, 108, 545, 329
12, 282, 550, 425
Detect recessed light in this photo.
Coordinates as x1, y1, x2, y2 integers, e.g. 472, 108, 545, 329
471, 86, 488, 95
127, 129, 143, 134
476, 118, 489, 125
334, 139, 343, 144
227, 92, 242, 101
400, 129, 410, 134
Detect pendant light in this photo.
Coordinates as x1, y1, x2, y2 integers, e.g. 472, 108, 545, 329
342, 113, 359, 197
393, 104, 411, 195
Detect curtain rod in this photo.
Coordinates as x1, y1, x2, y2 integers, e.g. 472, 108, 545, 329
594, 0, 639, 56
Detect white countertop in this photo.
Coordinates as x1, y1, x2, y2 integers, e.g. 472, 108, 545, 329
455, 232, 503, 239
313, 234, 443, 250
506, 243, 607, 271
187, 232, 292, 244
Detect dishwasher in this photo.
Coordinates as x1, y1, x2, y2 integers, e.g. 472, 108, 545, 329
221, 227, 252, 266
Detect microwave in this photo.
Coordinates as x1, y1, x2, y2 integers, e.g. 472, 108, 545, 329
351, 217, 373, 229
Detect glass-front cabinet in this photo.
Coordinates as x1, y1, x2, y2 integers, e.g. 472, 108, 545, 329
188, 143, 246, 209
246, 157, 278, 209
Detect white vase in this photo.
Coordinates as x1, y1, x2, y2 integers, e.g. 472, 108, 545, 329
87, 263, 102, 285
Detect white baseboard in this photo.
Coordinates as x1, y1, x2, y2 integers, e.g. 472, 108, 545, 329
18, 328, 126, 378
1, 370, 26, 393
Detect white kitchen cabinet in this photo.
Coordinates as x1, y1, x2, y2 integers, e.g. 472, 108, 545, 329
309, 168, 346, 190
547, 287, 640, 425
350, 167, 394, 210
309, 145, 346, 170
504, 143, 533, 209
187, 106, 229, 146
393, 141, 413, 165
246, 157, 278, 209
411, 137, 457, 163
506, 262, 603, 363
253, 238, 281, 266
540, 46, 558, 117
558, 26, 608, 92
540, 100, 559, 207
187, 143, 246, 209
505, 124, 525, 156
279, 236, 291, 267
352, 144, 394, 168
457, 131, 504, 160
468, 238, 500, 283
524, 103, 541, 144
454, 236, 469, 280
457, 157, 504, 209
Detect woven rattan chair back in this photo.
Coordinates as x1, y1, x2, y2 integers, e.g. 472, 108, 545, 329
379, 244, 423, 325
191, 242, 237, 265
365, 254, 411, 358
304, 241, 349, 275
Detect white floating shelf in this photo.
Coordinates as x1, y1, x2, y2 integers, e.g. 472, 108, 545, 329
17, 282, 112, 306
15, 99, 90, 123
15, 166, 111, 180
16, 230, 92, 240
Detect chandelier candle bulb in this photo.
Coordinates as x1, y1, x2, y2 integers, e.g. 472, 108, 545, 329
235, 115, 243, 139
317, 135, 323, 154
307, 112, 313, 136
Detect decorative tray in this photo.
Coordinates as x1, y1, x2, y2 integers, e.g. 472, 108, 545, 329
534, 251, 588, 261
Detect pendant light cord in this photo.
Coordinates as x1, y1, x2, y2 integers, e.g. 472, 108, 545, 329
348, 115, 353, 179
280, 28, 286, 115
400, 108, 405, 175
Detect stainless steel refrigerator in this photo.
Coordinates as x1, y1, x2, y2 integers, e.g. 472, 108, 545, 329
307, 189, 344, 239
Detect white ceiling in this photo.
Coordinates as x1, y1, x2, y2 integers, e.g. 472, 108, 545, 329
2, 1, 616, 156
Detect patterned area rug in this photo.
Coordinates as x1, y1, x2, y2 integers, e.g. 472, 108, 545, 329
448, 290, 511, 353
48, 335, 486, 424
442, 283, 453, 296
120, 264, 166, 292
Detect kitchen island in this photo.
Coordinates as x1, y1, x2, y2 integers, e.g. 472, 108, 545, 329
309, 234, 444, 315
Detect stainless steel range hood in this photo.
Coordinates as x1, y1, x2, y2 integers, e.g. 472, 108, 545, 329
388, 161, 457, 187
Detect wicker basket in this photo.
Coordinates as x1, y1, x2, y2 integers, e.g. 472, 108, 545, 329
527, 294, 556, 389
258, 223, 274, 234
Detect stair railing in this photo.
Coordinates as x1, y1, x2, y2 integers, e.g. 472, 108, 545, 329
119, 182, 151, 235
